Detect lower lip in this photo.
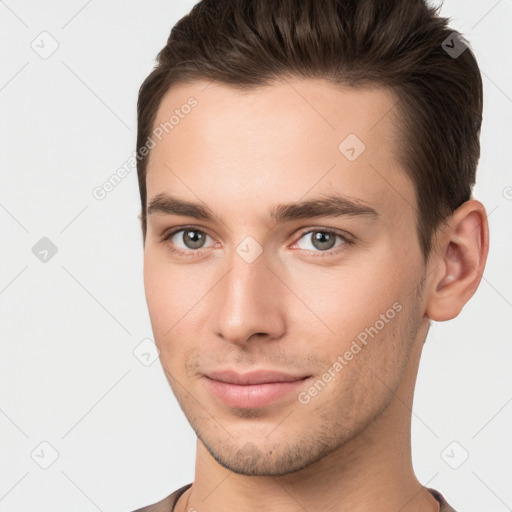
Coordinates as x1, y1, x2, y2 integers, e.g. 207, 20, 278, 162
204, 377, 309, 409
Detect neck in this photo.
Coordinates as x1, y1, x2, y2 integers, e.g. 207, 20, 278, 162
179, 320, 438, 512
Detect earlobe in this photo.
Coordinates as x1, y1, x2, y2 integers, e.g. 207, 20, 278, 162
425, 199, 489, 322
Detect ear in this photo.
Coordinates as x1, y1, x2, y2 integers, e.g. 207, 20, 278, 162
425, 199, 489, 321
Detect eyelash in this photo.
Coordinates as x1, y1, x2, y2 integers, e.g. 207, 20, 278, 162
161, 225, 354, 259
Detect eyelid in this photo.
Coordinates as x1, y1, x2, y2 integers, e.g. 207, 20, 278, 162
293, 226, 354, 244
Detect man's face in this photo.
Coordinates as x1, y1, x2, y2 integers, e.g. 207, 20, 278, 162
143, 78, 429, 476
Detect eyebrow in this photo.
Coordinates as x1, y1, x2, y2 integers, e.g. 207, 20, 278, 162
147, 192, 379, 223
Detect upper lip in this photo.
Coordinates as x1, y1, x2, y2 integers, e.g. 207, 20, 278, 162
204, 369, 310, 385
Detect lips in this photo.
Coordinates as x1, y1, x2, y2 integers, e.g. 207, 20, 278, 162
204, 369, 309, 385
203, 369, 311, 408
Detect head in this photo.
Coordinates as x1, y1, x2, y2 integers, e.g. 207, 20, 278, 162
138, 0, 488, 476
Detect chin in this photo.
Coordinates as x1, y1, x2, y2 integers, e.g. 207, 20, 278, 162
200, 434, 338, 477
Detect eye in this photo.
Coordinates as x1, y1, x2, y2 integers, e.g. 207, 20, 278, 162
163, 227, 216, 255
293, 229, 349, 254
162, 226, 352, 258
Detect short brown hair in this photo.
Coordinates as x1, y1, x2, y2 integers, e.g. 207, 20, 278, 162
136, 0, 483, 260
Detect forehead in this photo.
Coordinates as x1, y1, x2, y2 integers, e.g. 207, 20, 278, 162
145, 78, 416, 227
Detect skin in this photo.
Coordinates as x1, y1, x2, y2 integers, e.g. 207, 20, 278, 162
142, 78, 489, 512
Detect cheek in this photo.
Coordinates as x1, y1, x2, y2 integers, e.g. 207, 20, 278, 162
143, 253, 186, 342
143, 262, 186, 381
143, 252, 215, 369
143, 254, 166, 326
286, 258, 406, 352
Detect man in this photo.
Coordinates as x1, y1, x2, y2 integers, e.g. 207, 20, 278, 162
133, 0, 488, 510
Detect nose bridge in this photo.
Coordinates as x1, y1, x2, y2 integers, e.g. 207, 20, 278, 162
212, 243, 286, 344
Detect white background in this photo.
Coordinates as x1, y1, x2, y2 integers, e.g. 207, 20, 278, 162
1, 1, 511, 511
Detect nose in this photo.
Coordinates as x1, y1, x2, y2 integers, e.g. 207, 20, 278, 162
212, 248, 287, 346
